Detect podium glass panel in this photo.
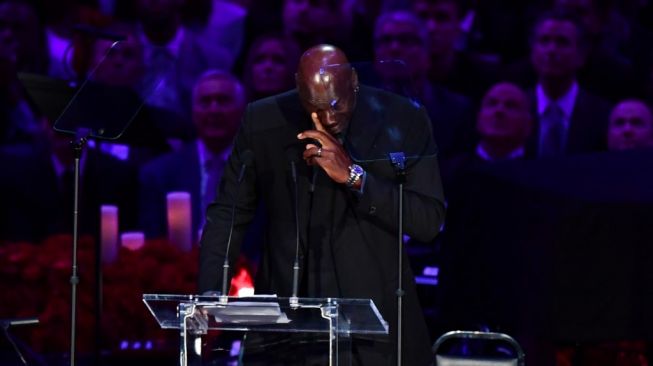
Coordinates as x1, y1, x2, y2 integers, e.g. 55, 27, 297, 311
143, 294, 389, 366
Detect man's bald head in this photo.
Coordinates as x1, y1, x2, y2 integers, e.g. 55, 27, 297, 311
296, 44, 359, 136
297, 44, 349, 75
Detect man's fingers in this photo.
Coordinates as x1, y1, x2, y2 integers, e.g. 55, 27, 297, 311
302, 147, 317, 166
311, 112, 327, 133
302, 146, 334, 165
298, 129, 336, 147
303, 146, 321, 160
298, 115, 340, 147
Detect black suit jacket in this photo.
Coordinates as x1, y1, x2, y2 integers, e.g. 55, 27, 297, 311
199, 86, 445, 365
527, 88, 612, 157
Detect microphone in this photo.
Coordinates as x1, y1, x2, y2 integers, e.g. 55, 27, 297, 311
219, 150, 254, 304
0, 318, 39, 328
284, 150, 301, 308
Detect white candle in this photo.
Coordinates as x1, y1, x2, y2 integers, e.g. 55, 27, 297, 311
121, 232, 145, 251
167, 192, 192, 252
100, 205, 118, 263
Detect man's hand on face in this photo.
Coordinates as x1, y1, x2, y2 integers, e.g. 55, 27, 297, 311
298, 112, 352, 184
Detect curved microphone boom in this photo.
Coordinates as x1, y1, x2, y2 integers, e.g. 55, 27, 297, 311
219, 150, 254, 304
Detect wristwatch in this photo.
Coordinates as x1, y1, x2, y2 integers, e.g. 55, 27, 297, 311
346, 164, 364, 188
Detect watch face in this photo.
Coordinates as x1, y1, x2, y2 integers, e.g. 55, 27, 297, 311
352, 164, 364, 175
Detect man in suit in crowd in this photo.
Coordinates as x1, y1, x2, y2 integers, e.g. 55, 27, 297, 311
440, 81, 532, 225
198, 44, 445, 365
528, 10, 612, 157
373, 9, 475, 158
139, 70, 244, 241
474, 82, 533, 162
607, 99, 653, 151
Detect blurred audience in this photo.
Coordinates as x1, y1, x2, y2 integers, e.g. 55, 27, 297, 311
410, 0, 498, 101
281, 0, 362, 58
373, 10, 475, 157
0, 118, 138, 242
184, 0, 247, 63
41, 0, 107, 80
282, 0, 339, 50
242, 33, 300, 102
134, 0, 233, 118
232, 0, 284, 75
0, 1, 47, 73
89, 24, 145, 88
607, 99, 653, 151
527, 10, 611, 157
646, 50, 653, 105
0, 1, 47, 145
87, 24, 186, 166
139, 70, 245, 240
552, 0, 638, 102
461, 0, 540, 63
342, 0, 385, 59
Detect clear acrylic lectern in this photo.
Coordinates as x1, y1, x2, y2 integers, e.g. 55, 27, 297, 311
143, 294, 389, 366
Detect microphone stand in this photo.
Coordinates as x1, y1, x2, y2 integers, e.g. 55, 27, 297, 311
388, 152, 406, 366
219, 152, 253, 305
68, 128, 91, 366
289, 161, 300, 308
218, 189, 239, 305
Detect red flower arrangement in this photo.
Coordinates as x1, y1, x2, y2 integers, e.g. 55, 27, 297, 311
0, 234, 253, 357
